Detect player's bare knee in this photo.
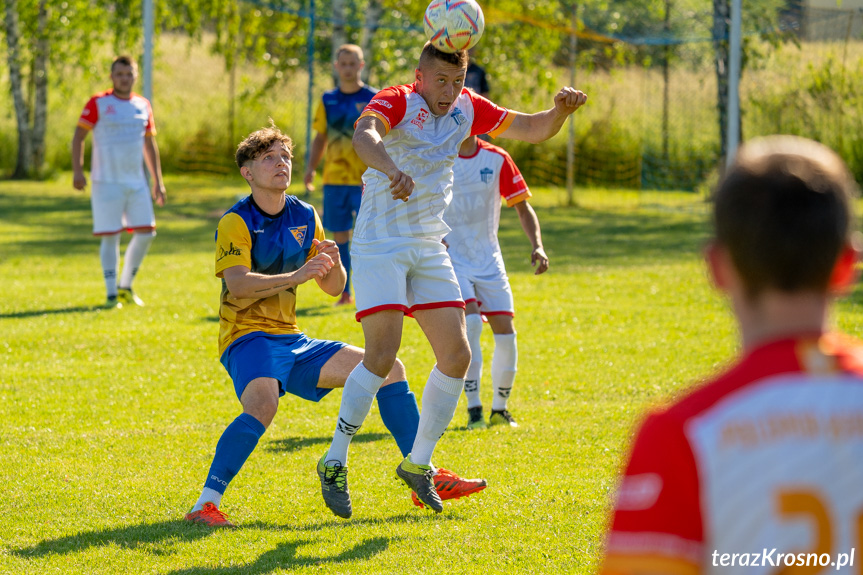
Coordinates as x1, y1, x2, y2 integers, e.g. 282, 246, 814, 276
363, 352, 398, 379
439, 344, 471, 377
384, 357, 407, 383
243, 397, 278, 429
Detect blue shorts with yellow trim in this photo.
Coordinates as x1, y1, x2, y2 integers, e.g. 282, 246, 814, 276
323, 184, 362, 233
220, 332, 346, 401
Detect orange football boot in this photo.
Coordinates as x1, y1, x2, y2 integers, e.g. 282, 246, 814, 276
184, 502, 235, 527
411, 467, 487, 508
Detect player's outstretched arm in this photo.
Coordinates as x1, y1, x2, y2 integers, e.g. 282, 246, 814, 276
71, 126, 89, 191
353, 116, 415, 202
222, 253, 335, 300
514, 200, 549, 275
312, 238, 347, 296
500, 87, 587, 144
144, 135, 167, 206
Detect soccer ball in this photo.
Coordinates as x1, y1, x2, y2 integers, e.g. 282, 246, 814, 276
423, 0, 485, 53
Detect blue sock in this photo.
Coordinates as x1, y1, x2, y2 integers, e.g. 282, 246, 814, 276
203, 413, 266, 494
377, 380, 419, 457
337, 241, 351, 295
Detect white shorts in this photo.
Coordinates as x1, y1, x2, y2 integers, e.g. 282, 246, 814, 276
453, 263, 515, 317
91, 181, 155, 235
351, 237, 465, 320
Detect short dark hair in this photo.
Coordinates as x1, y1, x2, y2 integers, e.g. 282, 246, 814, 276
235, 123, 294, 168
713, 136, 858, 297
336, 44, 364, 61
418, 42, 469, 70
111, 55, 137, 73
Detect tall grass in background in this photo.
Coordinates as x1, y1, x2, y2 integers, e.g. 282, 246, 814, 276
745, 40, 863, 181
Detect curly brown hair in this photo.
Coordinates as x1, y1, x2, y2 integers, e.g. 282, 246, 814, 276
235, 123, 294, 168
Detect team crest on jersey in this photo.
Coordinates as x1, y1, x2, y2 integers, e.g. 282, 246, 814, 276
105, 105, 116, 115
450, 107, 467, 126
411, 108, 430, 129
289, 226, 307, 246
480, 168, 494, 183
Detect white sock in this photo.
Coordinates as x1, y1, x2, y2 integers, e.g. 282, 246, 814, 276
410, 366, 463, 466
491, 332, 517, 411
326, 363, 384, 466
463, 313, 484, 409
119, 231, 155, 289
100, 234, 121, 297
192, 487, 223, 512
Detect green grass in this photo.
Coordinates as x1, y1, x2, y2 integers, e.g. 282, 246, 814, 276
3, 175, 863, 574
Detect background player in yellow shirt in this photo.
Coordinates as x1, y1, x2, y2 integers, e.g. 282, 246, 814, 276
303, 44, 377, 306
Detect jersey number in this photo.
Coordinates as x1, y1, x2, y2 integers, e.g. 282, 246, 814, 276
776, 490, 862, 574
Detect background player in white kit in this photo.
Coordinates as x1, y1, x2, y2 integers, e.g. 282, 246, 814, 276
601, 136, 863, 574
317, 43, 586, 514
444, 133, 548, 430
72, 55, 167, 309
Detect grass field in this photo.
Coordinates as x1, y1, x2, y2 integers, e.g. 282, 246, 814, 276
3, 175, 863, 574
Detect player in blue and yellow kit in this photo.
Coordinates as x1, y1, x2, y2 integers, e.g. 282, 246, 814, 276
304, 44, 377, 306
184, 124, 485, 527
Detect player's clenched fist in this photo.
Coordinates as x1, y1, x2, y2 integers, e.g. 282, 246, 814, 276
296, 253, 334, 282
554, 87, 587, 115
387, 169, 415, 202
312, 238, 341, 265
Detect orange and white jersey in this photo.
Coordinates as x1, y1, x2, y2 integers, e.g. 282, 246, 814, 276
354, 84, 513, 241
603, 334, 863, 575
444, 139, 530, 275
77, 89, 155, 184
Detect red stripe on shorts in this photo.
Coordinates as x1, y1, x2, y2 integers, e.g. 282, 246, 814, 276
355, 303, 410, 322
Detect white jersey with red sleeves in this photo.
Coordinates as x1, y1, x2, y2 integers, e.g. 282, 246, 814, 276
443, 139, 530, 276
77, 90, 156, 184
354, 84, 513, 241
602, 334, 863, 575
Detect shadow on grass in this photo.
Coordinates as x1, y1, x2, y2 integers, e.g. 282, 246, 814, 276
12, 512, 455, 571
266, 432, 390, 453
12, 519, 218, 558
0, 304, 107, 319
165, 535, 389, 574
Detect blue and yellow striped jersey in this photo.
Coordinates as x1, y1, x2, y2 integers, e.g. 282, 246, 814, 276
215, 194, 326, 356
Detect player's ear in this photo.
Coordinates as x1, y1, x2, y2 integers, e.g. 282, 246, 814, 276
828, 237, 861, 292
240, 165, 253, 183
705, 240, 732, 292
415, 68, 422, 83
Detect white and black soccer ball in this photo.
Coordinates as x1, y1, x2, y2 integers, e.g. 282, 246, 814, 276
423, 0, 485, 53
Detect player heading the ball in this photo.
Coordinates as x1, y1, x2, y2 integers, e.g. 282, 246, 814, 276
317, 41, 586, 515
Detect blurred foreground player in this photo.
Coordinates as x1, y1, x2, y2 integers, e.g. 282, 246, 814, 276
601, 136, 863, 574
